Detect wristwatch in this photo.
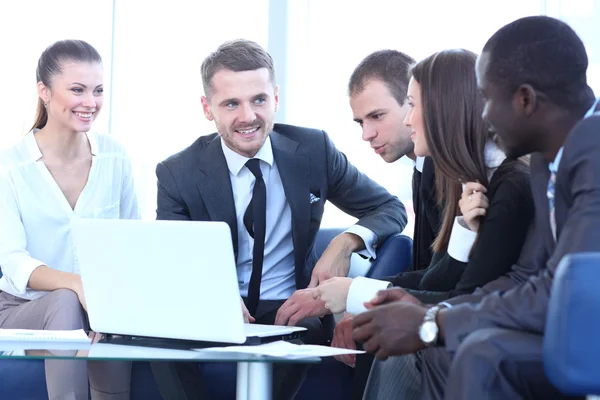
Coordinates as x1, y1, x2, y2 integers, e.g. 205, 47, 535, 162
418, 304, 445, 347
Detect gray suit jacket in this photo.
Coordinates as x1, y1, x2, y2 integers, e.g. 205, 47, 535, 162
443, 114, 600, 352
155, 123, 407, 290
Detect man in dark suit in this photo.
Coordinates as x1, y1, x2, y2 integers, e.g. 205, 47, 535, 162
151, 39, 406, 400
348, 50, 440, 273
353, 16, 599, 399
326, 49, 442, 399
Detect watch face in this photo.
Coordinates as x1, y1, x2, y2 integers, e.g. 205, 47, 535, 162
419, 321, 438, 344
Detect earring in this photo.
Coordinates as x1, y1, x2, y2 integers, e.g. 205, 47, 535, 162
43, 103, 48, 108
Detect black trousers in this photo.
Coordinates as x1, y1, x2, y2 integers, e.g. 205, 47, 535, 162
150, 299, 330, 400
350, 345, 374, 400
418, 328, 583, 400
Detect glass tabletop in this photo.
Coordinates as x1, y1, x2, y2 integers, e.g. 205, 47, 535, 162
0, 339, 321, 364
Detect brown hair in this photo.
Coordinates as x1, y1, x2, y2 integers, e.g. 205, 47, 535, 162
348, 50, 415, 106
201, 39, 276, 99
31, 39, 102, 131
411, 49, 493, 254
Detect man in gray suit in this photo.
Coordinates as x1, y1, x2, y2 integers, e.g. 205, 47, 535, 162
152, 39, 406, 400
354, 16, 599, 399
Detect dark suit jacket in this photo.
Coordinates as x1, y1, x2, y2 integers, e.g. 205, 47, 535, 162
155, 124, 407, 290
384, 158, 534, 304
412, 157, 441, 271
443, 114, 600, 352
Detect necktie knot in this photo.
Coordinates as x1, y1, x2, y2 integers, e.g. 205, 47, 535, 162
246, 159, 262, 179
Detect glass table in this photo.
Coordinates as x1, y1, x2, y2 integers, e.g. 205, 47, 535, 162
0, 340, 320, 400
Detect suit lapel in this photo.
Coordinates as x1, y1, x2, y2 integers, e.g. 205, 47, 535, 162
530, 153, 555, 252
194, 136, 239, 259
271, 131, 311, 263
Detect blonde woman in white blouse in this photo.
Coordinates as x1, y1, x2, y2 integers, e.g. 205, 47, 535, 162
0, 40, 139, 399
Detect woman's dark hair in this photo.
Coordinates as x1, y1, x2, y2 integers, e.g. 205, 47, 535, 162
31, 39, 102, 131
411, 49, 494, 254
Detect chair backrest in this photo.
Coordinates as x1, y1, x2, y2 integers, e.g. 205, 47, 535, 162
314, 228, 413, 279
544, 252, 600, 396
365, 233, 413, 279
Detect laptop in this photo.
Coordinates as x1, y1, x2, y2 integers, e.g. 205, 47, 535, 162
71, 219, 305, 347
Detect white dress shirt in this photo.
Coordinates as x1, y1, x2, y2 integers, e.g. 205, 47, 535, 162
415, 156, 425, 172
0, 131, 140, 300
221, 137, 377, 300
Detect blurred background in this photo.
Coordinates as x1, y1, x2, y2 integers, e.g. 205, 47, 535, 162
1, 0, 598, 235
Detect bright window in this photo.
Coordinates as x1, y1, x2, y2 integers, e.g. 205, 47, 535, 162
109, 0, 270, 219
284, 0, 544, 233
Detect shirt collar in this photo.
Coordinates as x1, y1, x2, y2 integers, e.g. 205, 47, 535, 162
549, 147, 564, 174
25, 130, 42, 162
415, 156, 425, 172
585, 98, 600, 118
484, 140, 506, 180
26, 129, 98, 162
221, 136, 274, 176
548, 99, 598, 173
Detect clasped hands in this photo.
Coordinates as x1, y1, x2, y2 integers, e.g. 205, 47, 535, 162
273, 233, 356, 325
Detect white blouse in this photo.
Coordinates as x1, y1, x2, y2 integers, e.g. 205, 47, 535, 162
0, 131, 140, 300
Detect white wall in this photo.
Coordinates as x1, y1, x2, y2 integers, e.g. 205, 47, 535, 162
109, 0, 269, 219
283, 0, 545, 232
0, 0, 113, 149
0, 0, 598, 229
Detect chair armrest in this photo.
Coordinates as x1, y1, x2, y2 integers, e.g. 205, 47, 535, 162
544, 252, 600, 396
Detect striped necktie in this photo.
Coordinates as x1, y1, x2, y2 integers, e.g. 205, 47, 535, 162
547, 170, 557, 241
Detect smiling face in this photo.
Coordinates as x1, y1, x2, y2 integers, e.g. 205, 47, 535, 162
201, 68, 279, 158
38, 61, 104, 133
350, 79, 414, 162
404, 77, 429, 157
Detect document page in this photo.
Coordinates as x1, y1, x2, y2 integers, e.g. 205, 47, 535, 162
196, 340, 365, 359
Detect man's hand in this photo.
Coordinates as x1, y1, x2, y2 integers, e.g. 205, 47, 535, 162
364, 287, 422, 310
332, 313, 357, 367
275, 289, 329, 326
459, 182, 489, 232
308, 233, 364, 288
240, 298, 255, 323
315, 277, 353, 313
353, 302, 427, 360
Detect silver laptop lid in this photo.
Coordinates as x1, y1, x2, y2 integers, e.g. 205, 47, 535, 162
72, 219, 247, 344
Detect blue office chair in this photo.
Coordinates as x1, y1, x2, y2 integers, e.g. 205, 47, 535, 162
365, 233, 413, 279
314, 229, 414, 279
544, 252, 600, 397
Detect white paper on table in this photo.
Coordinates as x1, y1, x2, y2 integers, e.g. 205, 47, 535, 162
0, 329, 90, 342
194, 340, 364, 359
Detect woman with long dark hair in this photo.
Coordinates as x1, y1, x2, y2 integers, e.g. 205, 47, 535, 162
316, 48, 533, 344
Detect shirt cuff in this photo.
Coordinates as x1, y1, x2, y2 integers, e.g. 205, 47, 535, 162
447, 217, 477, 262
346, 277, 391, 314
344, 225, 378, 259
10, 257, 45, 295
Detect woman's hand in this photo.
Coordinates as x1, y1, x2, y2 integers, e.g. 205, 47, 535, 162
240, 298, 255, 323
69, 276, 88, 312
314, 277, 353, 314
459, 182, 489, 232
